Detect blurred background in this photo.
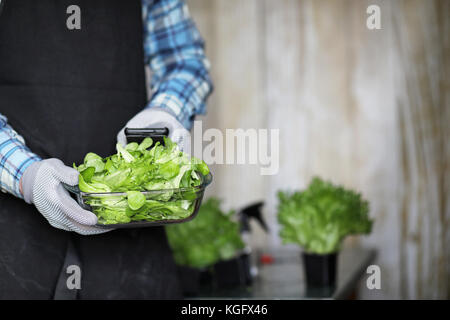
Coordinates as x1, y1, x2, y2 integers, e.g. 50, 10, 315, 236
185, 0, 449, 299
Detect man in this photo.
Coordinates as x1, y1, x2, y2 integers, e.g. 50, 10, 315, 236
0, 0, 212, 299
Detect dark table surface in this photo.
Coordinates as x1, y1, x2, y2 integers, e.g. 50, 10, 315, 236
196, 247, 376, 300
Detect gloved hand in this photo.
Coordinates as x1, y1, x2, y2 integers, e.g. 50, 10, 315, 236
117, 108, 191, 153
21, 158, 109, 235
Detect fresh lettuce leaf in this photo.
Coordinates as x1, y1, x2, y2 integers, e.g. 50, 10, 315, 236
277, 177, 373, 254
165, 198, 245, 268
74, 137, 210, 224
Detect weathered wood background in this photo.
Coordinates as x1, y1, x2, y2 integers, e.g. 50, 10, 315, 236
186, 0, 449, 299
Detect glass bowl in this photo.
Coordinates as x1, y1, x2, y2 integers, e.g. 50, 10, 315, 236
64, 173, 212, 228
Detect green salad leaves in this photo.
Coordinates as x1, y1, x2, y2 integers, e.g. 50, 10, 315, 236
74, 137, 210, 225
277, 177, 373, 254
166, 198, 245, 269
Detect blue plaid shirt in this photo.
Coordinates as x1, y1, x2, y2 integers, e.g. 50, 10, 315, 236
0, 0, 212, 199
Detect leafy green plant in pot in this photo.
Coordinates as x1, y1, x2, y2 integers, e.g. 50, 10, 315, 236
166, 198, 246, 295
277, 177, 373, 288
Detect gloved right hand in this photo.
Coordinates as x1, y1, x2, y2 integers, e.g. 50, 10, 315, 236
116, 108, 191, 153
20, 158, 109, 235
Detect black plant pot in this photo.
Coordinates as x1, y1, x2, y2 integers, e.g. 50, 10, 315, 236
177, 254, 251, 297
212, 253, 252, 289
302, 252, 338, 288
177, 265, 201, 297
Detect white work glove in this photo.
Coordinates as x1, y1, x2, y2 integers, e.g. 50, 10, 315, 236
21, 159, 109, 235
117, 108, 191, 153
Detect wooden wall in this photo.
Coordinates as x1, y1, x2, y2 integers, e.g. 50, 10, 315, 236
186, 0, 449, 299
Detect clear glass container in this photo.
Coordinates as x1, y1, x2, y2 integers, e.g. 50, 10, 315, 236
65, 173, 212, 228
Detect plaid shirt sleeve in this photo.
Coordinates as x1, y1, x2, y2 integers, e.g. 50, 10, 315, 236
142, 0, 213, 129
0, 114, 41, 198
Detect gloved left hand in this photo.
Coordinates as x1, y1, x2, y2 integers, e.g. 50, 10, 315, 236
117, 108, 191, 153
21, 159, 110, 235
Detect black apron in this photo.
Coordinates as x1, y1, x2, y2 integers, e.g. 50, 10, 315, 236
0, 0, 181, 299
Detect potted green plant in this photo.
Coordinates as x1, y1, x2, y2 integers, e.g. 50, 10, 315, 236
277, 177, 373, 288
165, 198, 247, 296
